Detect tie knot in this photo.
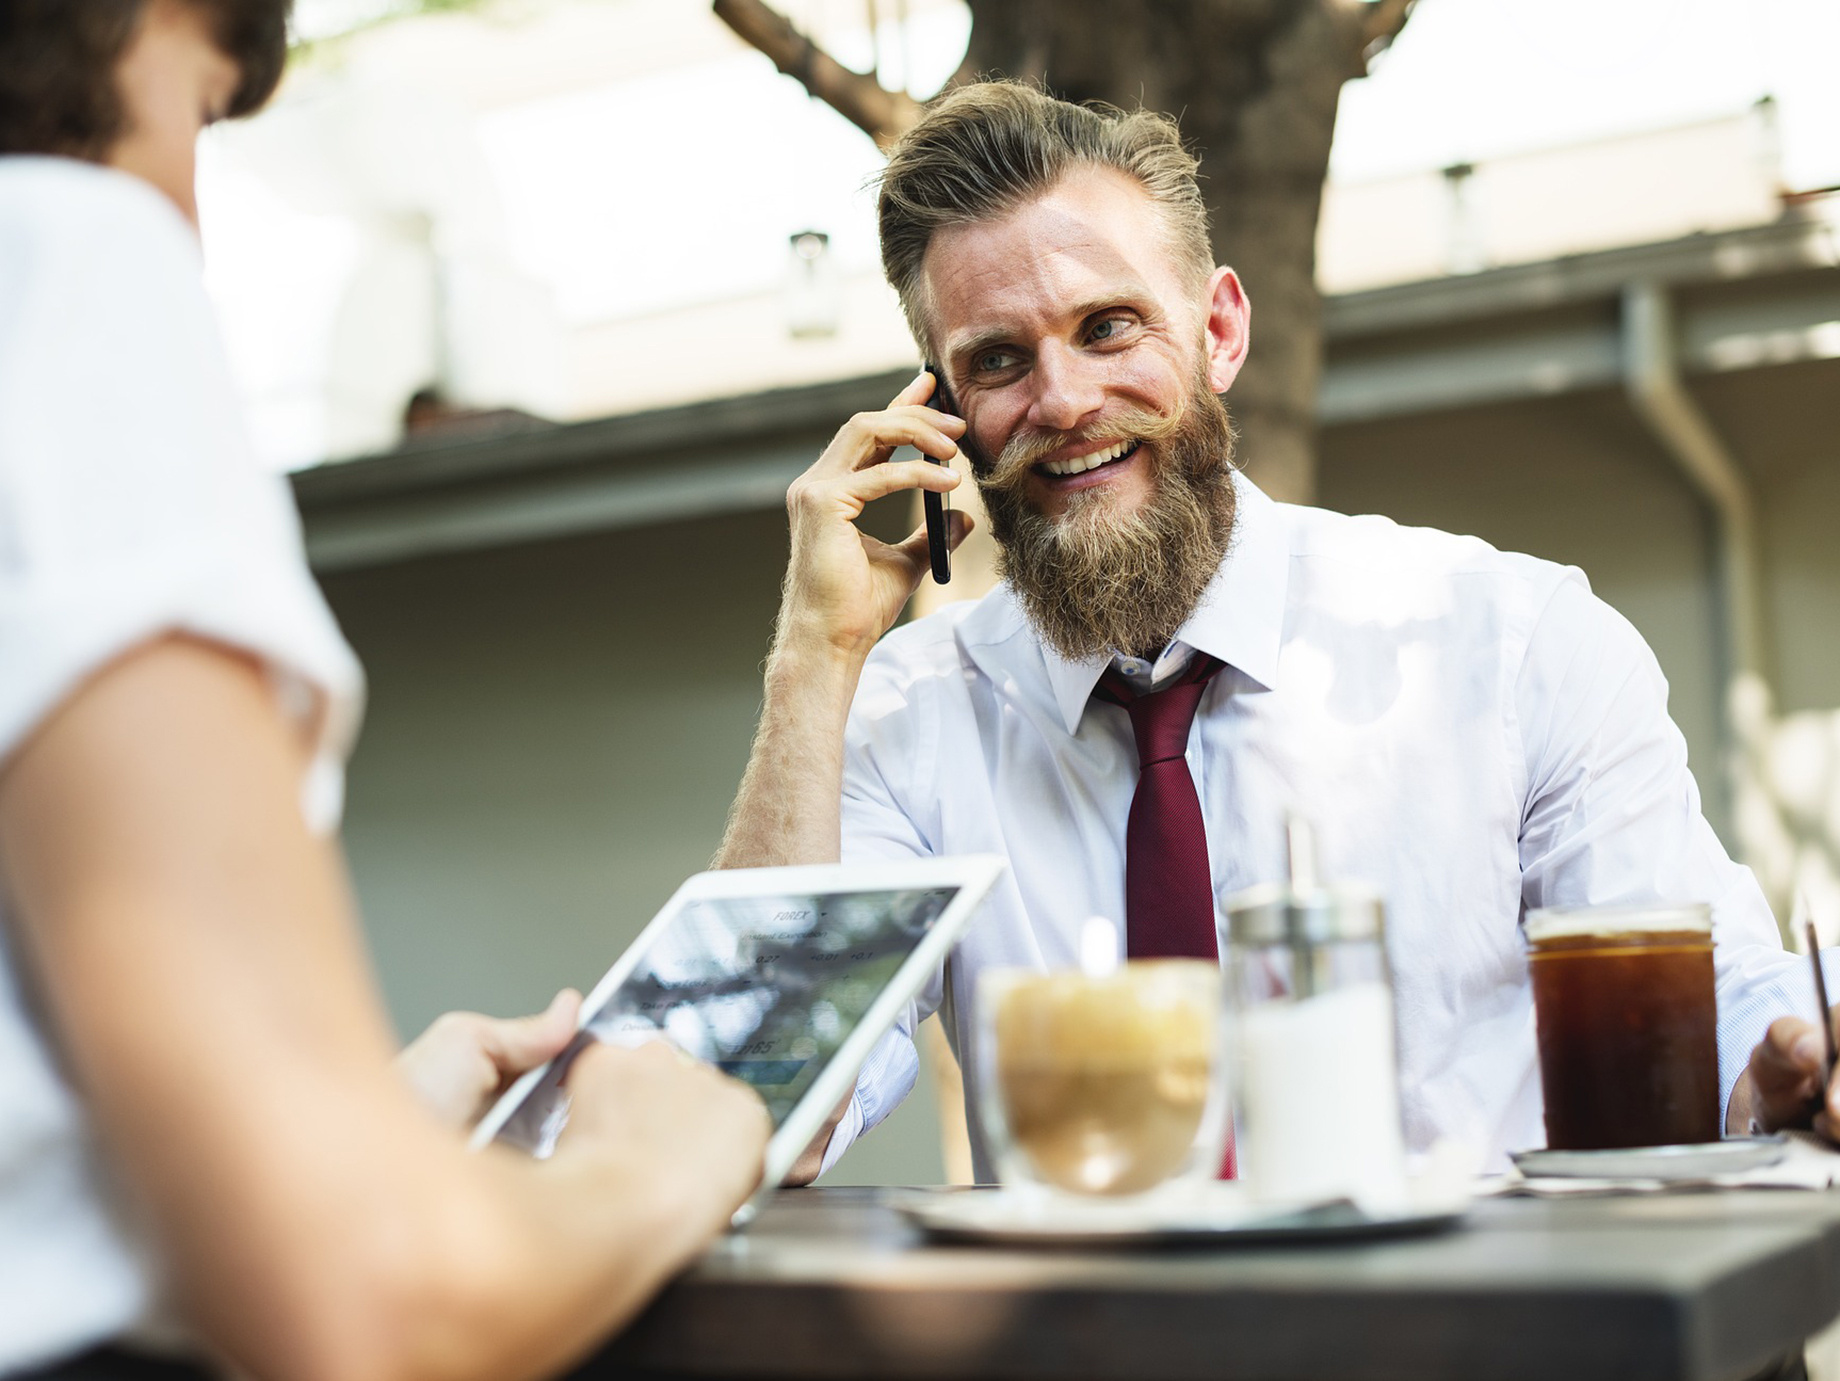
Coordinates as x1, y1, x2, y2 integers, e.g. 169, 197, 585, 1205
1126, 679, 1208, 764
1096, 656, 1222, 767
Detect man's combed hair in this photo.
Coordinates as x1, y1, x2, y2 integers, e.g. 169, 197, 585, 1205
0, 0, 292, 159
876, 81, 1212, 352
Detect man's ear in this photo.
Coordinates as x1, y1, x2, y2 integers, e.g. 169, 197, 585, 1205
1202, 266, 1251, 393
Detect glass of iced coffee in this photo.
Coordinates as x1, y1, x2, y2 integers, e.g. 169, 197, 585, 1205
976, 960, 1229, 1197
1525, 904, 1719, 1149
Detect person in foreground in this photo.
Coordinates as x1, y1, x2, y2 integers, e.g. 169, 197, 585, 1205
0, 3, 767, 1378
719, 79, 1833, 1181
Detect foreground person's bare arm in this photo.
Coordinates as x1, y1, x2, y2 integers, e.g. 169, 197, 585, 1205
0, 637, 769, 1381
718, 371, 967, 869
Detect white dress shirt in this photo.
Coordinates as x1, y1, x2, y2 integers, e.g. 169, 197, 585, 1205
0, 157, 362, 1371
827, 470, 1812, 1180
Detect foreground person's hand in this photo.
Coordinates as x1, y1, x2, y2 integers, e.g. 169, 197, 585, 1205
560, 1040, 772, 1216
780, 369, 971, 659
1732, 1013, 1840, 1137
398, 988, 582, 1130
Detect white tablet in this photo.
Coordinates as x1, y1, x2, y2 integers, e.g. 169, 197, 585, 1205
469, 856, 1005, 1217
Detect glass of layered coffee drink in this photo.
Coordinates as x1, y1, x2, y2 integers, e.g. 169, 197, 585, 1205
1525, 904, 1719, 1149
976, 960, 1229, 1197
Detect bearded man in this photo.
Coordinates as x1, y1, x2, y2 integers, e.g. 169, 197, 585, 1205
719, 81, 1835, 1182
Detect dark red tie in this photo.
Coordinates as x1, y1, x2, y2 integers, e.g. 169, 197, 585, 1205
1096, 654, 1236, 1178
1096, 655, 1224, 960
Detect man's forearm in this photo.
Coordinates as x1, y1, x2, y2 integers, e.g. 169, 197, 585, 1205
717, 372, 962, 868
716, 636, 866, 869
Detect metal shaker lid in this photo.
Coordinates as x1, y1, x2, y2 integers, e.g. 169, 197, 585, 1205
1220, 816, 1387, 946
1223, 881, 1386, 945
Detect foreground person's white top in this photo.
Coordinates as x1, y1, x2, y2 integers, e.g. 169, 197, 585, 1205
0, 158, 362, 1371
830, 470, 1819, 1180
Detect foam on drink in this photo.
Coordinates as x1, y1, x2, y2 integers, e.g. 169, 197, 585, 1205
990, 961, 1218, 1196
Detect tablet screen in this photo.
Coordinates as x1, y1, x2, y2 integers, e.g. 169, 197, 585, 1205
490, 884, 959, 1156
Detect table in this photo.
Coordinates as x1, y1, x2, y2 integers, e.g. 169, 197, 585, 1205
588, 1186, 1840, 1381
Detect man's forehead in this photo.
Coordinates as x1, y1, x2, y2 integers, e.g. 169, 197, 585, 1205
919, 168, 1187, 352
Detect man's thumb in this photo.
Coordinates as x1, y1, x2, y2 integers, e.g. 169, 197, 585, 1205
488, 989, 582, 1070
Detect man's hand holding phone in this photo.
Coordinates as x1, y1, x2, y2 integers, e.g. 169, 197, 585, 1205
718, 370, 973, 869
778, 369, 971, 662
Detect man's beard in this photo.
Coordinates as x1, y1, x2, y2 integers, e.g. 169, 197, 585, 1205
975, 366, 1238, 663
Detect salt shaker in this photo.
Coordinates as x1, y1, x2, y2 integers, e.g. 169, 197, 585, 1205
1221, 819, 1407, 1208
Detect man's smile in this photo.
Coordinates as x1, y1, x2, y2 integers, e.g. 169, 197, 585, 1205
997, 431, 1160, 516
1037, 438, 1142, 478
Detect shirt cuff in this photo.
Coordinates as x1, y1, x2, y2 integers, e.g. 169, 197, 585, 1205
814, 1025, 922, 1177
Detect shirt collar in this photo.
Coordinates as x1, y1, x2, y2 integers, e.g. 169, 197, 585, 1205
1039, 470, 1290, 735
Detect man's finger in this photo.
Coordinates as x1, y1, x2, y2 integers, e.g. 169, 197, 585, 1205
860, 527, 932, 591
806, 398, 965, 482
1760, 1016, 1824, 1082
1742, 1017, 1827, 1132
890, 368, 936, 410
889, 401, 967, 435
482, 988, 582, 1074
837, 418, 963, 472
828, 457, 961, 509
889, 523, 933, 569
891, 509, 977, 567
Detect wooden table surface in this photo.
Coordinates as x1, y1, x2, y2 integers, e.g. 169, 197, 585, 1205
582, 1185, 1840, 1381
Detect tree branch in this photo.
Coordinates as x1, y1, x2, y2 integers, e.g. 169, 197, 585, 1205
713, 0, 923, 150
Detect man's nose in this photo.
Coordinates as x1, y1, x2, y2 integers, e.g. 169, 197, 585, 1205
1025, 343, 1106, 434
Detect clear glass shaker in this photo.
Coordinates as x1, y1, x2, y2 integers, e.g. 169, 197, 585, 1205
1221, 820, 1407, 1208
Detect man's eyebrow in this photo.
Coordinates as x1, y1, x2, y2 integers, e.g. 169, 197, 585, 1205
946, 291, 1158, 367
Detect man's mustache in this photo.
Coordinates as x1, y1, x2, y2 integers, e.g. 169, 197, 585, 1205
981, 401, 1195, 492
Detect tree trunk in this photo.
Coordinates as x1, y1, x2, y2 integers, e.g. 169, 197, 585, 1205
960, 0, 1377, 503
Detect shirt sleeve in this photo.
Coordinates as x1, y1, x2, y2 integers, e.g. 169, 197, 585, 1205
816, 1023, 921, 1175
1514, 571, 1794, 1120
817, 648, 943, 1170
0, 167, 362, 830
838, 653, 938, 865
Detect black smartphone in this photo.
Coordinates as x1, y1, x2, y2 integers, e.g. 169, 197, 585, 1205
921, 362, 953, 585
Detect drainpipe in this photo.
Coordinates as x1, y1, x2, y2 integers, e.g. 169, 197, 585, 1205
1620, 280, 1768, 831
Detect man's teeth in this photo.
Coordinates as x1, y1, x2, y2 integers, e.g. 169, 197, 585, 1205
1040, 440, 1138, 477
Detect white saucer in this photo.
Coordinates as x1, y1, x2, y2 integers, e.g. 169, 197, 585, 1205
1510, 1136, 1788, 1181
895, 1181, 1468, 1247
